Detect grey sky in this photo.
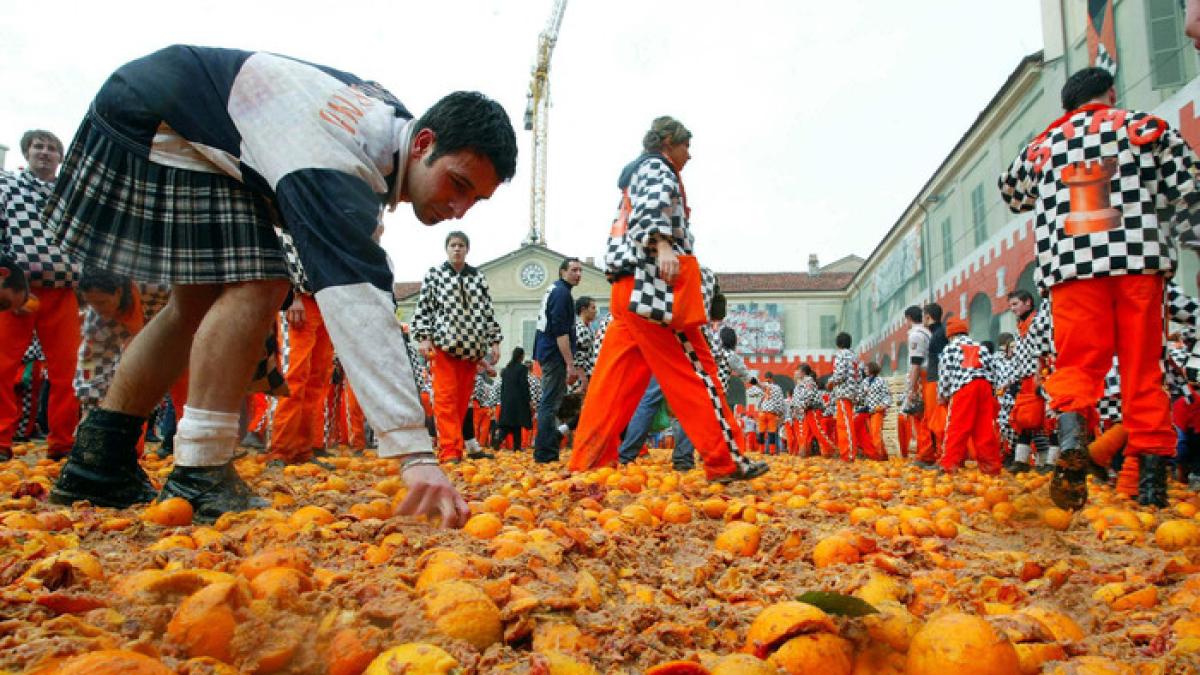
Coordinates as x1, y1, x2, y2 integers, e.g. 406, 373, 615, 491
0, 0, 1044, 281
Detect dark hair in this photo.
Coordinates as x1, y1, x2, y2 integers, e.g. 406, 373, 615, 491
1062, 67, 1114, 111
1006, 289, 1033, 304
506, 346, 525, 369
0, 255, 28, 293
997, 332, 1015, 348
719, 326, 738, 350
797, 363, 814, 378
981, 340, 996, 354
559, 257, 581, 275
749, 377, 759, 386
574, 296, 594, 315
79, 268, 134, 313
415, 91, 517, 182
923, 303, 943, 323
835, 332, 852, 349
904, 305, 922, 323
867, 361, 881, 376
642, 116, 692, 153
764, 372, 774, 381
445, 230, 469, 248
20, 129, 63, 157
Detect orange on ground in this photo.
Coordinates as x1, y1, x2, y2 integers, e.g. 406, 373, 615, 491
715, 521, 761, 557
906, 612, 1019, 675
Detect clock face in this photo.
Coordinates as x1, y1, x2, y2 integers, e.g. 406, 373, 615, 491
520, 262, 547, 289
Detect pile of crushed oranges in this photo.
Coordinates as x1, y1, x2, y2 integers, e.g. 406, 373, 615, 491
2, 437, 1200, 674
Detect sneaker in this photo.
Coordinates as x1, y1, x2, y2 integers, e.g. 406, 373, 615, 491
913, 460, 938, 470
1049, 412, 1089, 510
711, 456, 769, 483
50, 409, 157, 509
1034, 464, 1054, 475
159, 463, 270, 524
466, 449, 495, 460
1009, 461, 1031, 474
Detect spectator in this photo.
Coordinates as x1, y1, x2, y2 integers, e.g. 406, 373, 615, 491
532, 258, 581, 462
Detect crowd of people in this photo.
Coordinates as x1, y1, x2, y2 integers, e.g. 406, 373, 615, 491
2, 48, 1200, 527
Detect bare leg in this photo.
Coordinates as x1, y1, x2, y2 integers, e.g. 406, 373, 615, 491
103, 285, 222, 417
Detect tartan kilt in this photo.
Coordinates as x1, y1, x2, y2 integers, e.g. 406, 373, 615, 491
43, 110, 292, 285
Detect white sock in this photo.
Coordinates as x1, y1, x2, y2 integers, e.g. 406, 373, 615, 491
557, 423, 570, 435
174, 406, 241, 467
1046, 446, 1061, 465
1014, 444, 1032, 463
466, 438, 480, 452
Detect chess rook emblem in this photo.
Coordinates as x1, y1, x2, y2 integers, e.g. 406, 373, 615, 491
1062, 158, 1120, 236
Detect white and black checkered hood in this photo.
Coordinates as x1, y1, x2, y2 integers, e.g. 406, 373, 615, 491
1, 170, 79, 288
999, 107, 1200, 292
861, 376, 893, 410
760, 382, 786, 414
937, 335, 995, 401
411, 262, 502, 362
829, 349, 863, 401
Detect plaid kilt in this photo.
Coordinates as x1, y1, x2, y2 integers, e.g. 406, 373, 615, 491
43, 111, 292, 285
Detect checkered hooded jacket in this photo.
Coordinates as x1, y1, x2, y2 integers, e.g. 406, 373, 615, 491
861, 375, 893, 411
1, 170, 79, 288
760, 382, 785, 415
937, 335, 996, 401
998, 104, 1200, 292
411, 262, 502, 361
829, 349, 862, 402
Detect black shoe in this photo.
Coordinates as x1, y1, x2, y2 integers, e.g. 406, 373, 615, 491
156, 440, 174, 459
673, 463, 695, 472
0, 447, 11, 462
51, 410, 158, 509
711, 456, 769, 484
159, 463, 269, 524
1137, 455, 1169, 508
1009, 461, 1031, 474
467, 450, 495, 460
913, 460, 938, 470
1049, 413, 1089, 510
1035, 463, 1055, 475
312, 447, 334, 458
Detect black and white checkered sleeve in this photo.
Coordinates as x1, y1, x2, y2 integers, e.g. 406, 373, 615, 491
937, 342, 964, 401
478, 274, 503, 346
998, 144, 1039, 214
1154, 125, 1200, 238
627, 158, 680, 250
1167, 280, 1200, 326
0, 173, 12, 258
410, 267, 440, 342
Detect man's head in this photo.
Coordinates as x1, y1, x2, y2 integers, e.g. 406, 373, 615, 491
20, 130, 63, 182
867, 361, 881, 377
764, 372, 774, 383
79, 268, 133, 320
403, 92, 517, 225
904, 305, 922, 325
1061, 67, 1116, 111
719, 326, 738, 351
946, 317, 969, 337
1006, 289, 1034, 319
749, 377, 759, 386
0, 255, 30, 313
575, 295, 597, 322
643, 116, 692, 172
559, 258, 582, 287
923, 302, 943, 326
835, 332, 852, 349
445, 231, 469, 269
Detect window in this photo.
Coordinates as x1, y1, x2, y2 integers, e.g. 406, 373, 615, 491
1147, 0, 1187, 89
819, 315, 837, 349
941, 217, 954, 275
971, 184, 988, 246
522, 319, 537, 352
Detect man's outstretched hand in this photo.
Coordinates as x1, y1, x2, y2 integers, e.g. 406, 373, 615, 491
397, 463, 471, 528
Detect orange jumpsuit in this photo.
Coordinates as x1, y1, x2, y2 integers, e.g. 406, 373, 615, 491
267, 295, 334, 463
430, 348, 478, 462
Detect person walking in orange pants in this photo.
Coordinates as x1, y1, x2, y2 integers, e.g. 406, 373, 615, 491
860, 361, 892, 460
267, 293, 334, 464
901, 305, 932, 460
999, 66, 1200, 507
411, 231, 501, 463
828, 332, 863, 462
937, 318, 1002, 474
917, 303, 948, 466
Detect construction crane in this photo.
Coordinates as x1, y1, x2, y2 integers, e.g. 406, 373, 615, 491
522, 0, 568, 247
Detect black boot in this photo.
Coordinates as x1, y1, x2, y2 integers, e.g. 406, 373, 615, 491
159, 463, 269, 524
50, 409, 158, 508
1049, 412, 1089, 510
1137, 455, 1169, 508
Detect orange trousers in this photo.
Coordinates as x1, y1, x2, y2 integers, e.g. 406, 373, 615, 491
854, 411, 886, 460
908, 369, 933, 457
431, 348, 478, 462
785, 420, 800, 455
0, 288, 81, 455
474, 405, 494, 450
797, 412, 833, 457
940, 378, 1002, 474
1046, 275, 1174, 457
343, 382, 366, 450
917, 380, 947, 462
570, 276, 740, 479
246, 392, 269, 437
268, 295, 334, 463
897, 414, 913, 457
834, 399, 857, 461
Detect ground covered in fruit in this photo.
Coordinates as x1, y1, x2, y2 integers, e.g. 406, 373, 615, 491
2, 439, 1200, 674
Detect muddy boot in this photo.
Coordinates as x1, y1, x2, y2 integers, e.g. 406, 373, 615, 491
50, 409, 158, 508
159, 463, 269, 524
1137, 455, 1169, 508
1049, 412, 1089, 510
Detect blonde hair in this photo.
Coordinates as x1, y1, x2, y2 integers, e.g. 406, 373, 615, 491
642, 116, 691, 152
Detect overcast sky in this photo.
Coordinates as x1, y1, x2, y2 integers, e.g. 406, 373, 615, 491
0, 0, 1045, 281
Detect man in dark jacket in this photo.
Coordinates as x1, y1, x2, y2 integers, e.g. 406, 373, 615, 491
917, 302, 947, 468
532, 258, 581, 462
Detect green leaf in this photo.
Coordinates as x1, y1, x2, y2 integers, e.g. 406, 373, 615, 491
796, 591, 879, 617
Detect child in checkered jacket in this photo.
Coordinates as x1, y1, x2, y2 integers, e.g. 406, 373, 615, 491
936, 318, 1001, 474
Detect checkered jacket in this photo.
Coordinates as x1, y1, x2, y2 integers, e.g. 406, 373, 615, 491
473, 372, 499, 407
937, 335, 995, 401
573, 317, 595, 374
745, 385, 764, 410
792, 376, 820, 410
1098, 361, 1123, 423
829, 349, 862, 401
1, 170, 78, 288
760, 383, 785, 415
998, 105, 1200, 292
528, 373, 542, 407
861, 376, 893, 411
719, 344, 749, 391
23, 335, 44, 363
787, 388, 807, 420
74, 284, 171, 411
411, 262, 502, 361
604, 154, 694, 279
1004, 301, 1054, 387
590, 313, 613, 367
821, 392, 836, 417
